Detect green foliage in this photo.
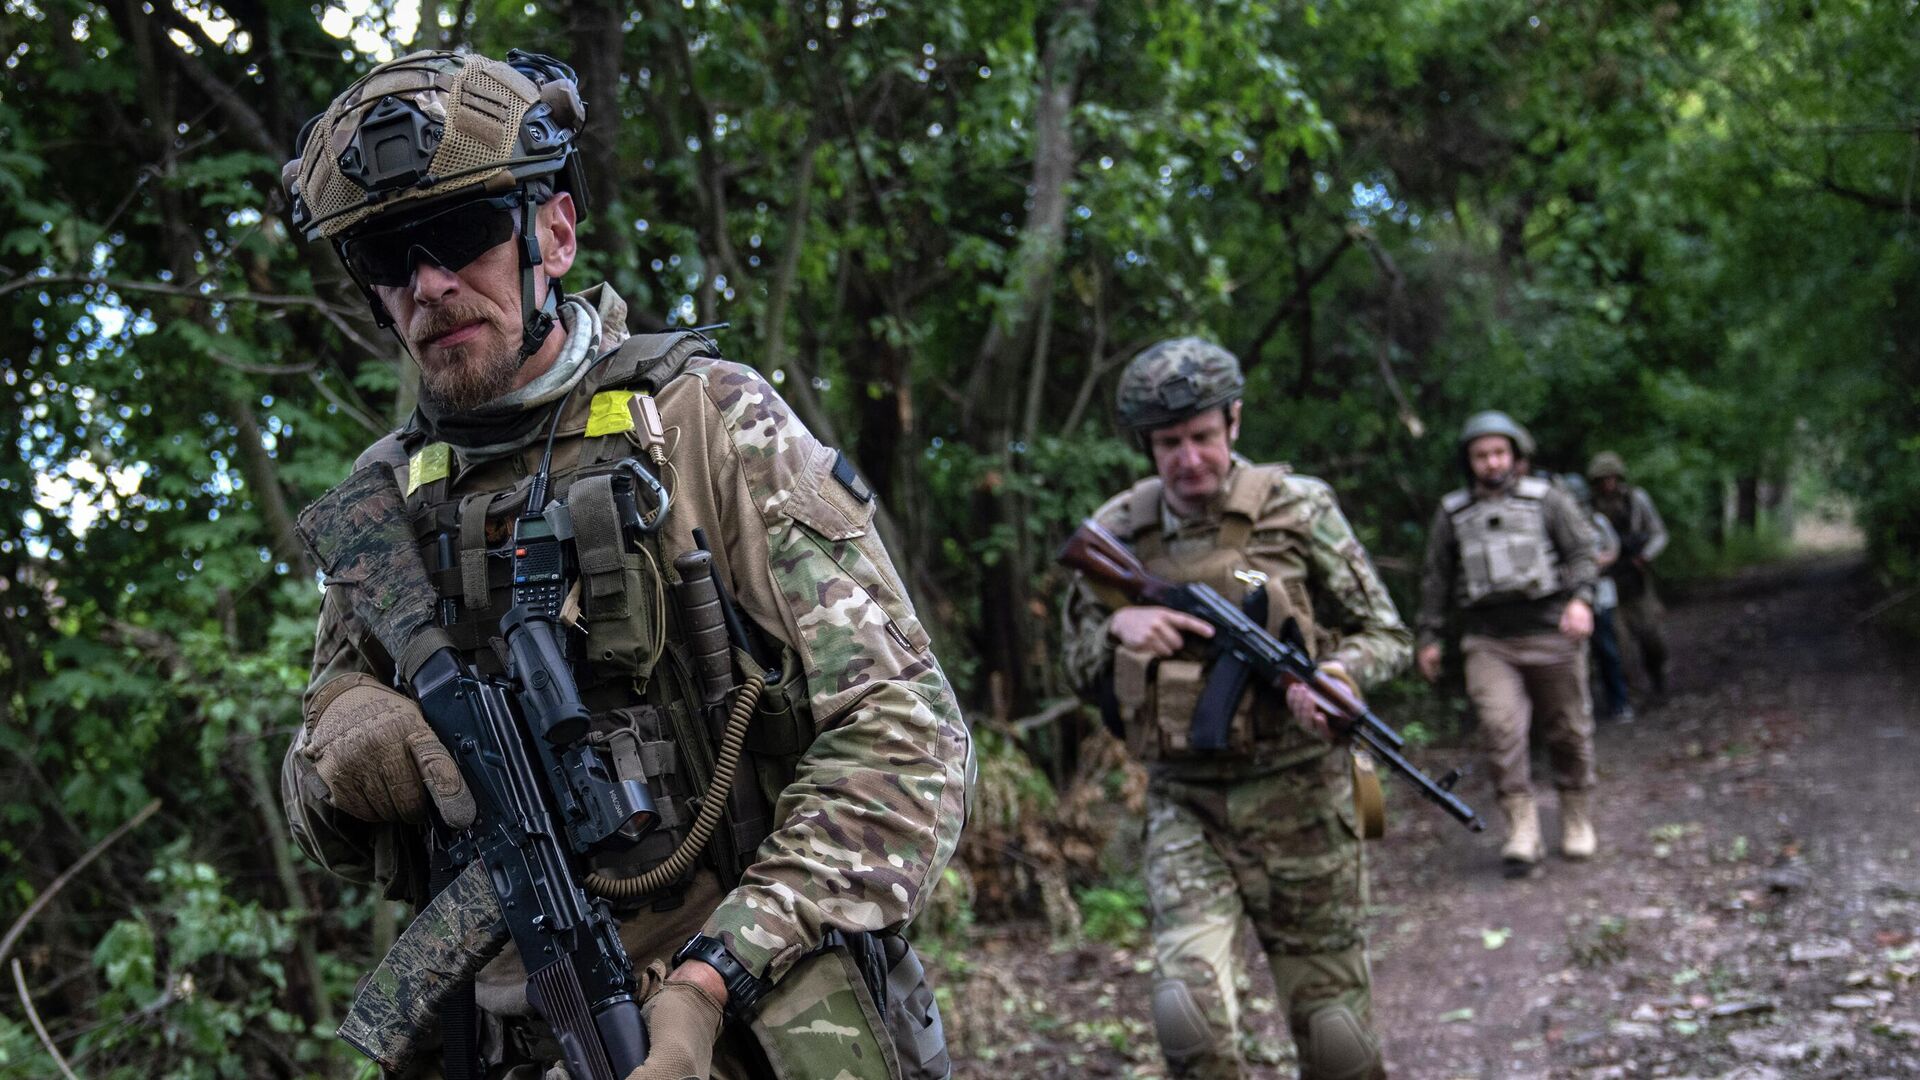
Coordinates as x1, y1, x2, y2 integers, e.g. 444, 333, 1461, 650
3, 0, 1916, 1073
81, 842, 319, 1079
1075, 878, 1149, 947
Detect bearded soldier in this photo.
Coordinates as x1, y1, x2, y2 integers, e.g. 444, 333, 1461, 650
1415, 412, 1599, 876
1586, 451, 1670, 706
1061, 339, 1410, 1080
279, 50, 967, 1079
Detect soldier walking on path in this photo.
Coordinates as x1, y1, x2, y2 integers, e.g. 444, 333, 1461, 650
1561, 474, 1632, 721
1062, 339, 1411, 1080
280, 50, 967, 1079
1587, 451, 1671, 705
1416, 412, 1600, 877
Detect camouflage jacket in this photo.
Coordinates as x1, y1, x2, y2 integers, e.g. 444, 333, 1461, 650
284, 285, 970, 986
1060, 457, 1412, 749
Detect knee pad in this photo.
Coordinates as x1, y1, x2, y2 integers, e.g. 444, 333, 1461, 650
1150, 978, 1216, 1062
1299, 1002, 1382, 1080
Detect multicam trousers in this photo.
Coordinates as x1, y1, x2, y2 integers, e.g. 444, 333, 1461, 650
1144, 752, 1379, 1080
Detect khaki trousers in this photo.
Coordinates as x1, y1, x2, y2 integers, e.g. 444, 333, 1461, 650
1462, 632, 1595, 797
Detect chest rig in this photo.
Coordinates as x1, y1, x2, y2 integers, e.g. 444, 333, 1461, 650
1442, 476, 1561, 608
1109, 464, 1325, 766
383, 332, 812, 911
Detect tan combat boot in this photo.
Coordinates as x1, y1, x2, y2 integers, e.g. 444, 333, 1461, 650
1560, 789, 1597, 860
1499, 792, 1543, 876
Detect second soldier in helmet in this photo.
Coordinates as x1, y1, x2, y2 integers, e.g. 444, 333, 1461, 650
1416, 412, 1601, 876
1062, 339, 1410, 1079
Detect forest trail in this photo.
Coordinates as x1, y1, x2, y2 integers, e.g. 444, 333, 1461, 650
947, 554, 1920, 1078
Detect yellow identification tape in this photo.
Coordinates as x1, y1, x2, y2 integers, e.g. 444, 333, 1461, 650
585, 390, 638, 437
407, 443, 451, 494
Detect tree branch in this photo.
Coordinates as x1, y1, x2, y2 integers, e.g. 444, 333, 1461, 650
1352, 227, 1426, 438
12, 959, 81, 1080
0, 798, 162, 969
1241, 230, 1354, 368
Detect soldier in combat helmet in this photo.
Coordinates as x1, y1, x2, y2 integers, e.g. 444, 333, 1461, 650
1586, 451, 1670, 706
279, 50, 968, 1079
1416, 412, 1599, 877
1062, 339, 1411, 1080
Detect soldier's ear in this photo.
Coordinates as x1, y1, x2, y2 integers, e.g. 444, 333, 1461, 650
1226, 400, 1242, 442
535, 192, 578, 283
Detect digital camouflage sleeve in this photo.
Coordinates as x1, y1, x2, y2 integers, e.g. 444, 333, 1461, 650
1061, 468, 1411, 701
290, 355, 971, 988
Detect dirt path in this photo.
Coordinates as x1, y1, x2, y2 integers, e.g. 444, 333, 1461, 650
944, 555, 1920, 1078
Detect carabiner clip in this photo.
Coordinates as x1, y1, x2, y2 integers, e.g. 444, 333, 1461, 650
617, 458, 671, 534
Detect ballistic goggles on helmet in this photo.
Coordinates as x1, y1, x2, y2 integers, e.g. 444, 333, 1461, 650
338, 192, 531, 288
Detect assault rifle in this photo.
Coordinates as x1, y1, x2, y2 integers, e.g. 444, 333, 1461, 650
1059, 520, 1484, 831
299, 463, 656, 1080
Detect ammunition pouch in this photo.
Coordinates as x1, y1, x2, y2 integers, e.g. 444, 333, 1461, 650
567, 470, 663, 678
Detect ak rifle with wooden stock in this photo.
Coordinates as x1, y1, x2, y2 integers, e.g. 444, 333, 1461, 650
1059, 520, 1485, 832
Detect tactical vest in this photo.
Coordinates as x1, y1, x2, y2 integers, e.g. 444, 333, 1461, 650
357, 333, 947, 1079
1108, 464, 1324, 765
1592, 486, 1649, 600
1442, 476, 1561, 608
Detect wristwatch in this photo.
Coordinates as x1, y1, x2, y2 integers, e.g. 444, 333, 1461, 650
673, 933, 773, 1020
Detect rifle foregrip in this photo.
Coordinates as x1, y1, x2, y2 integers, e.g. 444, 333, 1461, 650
337, 860, 510, 1073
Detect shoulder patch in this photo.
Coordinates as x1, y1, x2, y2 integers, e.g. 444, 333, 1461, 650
405, 442, 450, 494
584, 390, 638, 437
831, 449, 874, 503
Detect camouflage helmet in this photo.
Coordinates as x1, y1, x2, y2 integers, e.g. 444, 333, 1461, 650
283, 49, 589, 243
1458, 410, 1536, 458
1587, 450, 1627, 480
1115, 337, 1245, 434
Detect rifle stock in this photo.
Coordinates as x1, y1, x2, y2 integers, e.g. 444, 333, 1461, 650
1060, 520, 1484, 831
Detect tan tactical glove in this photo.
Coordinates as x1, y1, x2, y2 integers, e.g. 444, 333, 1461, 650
622, 974, 726, 1080
302, 674, 474, 827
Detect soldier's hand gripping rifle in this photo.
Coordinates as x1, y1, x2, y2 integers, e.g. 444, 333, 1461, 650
296, 464, 656, 1080
1059, 520, 1485, 831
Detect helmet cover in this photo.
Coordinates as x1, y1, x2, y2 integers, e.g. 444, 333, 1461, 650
1116, 337, 1246, 433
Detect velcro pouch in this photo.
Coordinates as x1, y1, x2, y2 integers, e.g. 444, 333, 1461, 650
750, 938, 902, 1080
1151, 658, 1206, 758
566, 471, 660, 678
1112, 646, 1155, 759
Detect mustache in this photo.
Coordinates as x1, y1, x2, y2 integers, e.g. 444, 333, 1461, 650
411, 303, 502, 346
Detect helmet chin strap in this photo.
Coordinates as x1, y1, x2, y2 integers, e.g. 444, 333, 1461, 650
517, 213, 562, 368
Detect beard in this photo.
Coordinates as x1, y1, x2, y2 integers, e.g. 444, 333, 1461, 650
410, 302, 519, 414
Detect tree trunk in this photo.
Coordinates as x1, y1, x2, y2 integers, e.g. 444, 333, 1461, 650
1736, 476, 1759, 530
960, 0, 1097, 717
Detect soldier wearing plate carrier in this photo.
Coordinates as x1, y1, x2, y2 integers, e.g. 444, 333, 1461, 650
1062, 339, 1411, 1080
278, 50, 967, 1079
1587, 451, 1670, 707
1416, 412, 1600, 877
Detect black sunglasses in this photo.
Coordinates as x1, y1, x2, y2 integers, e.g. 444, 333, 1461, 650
339, 194, 524, 287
